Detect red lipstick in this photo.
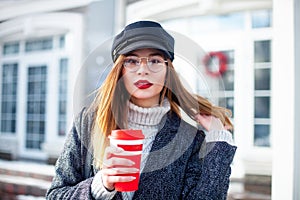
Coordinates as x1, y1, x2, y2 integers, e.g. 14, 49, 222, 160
134, 80, 153, 89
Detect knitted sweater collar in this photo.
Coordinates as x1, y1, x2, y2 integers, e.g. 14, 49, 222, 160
128, 99, 170, 127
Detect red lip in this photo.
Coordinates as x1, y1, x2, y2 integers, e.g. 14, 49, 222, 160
134, 80, 153, 89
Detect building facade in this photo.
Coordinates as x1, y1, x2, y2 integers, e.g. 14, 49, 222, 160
0, 0, 299, 199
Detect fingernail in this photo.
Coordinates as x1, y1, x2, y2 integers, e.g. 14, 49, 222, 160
116, 147, 124, 152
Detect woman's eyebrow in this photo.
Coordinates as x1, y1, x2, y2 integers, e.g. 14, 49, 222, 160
150, 53, 164, 57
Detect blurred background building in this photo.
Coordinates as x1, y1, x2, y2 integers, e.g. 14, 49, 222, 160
0, 0, 299, 199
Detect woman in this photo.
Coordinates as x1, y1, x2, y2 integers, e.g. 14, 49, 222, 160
46, 21, 236, 200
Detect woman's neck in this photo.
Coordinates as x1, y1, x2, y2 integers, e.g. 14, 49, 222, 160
130, 96, 160, 108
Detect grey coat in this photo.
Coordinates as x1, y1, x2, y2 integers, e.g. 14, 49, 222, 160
46, 108, 236, 200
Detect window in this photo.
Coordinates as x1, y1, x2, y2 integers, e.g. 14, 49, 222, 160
254, 124, 270, 147
251, 10, 272, 29
25, 37, 53, 52
2, 42, 19, 55
26, 66, 47, 149
58, 58, 68, 136
254, 40, 271, 147
59, 35, 65, 49
218, 50, 235, 118
1, 63, 18, 133
254, 40, 271, 62
165, 12, 245, 35
255, 97, 270, 118
255, 68, 271, 90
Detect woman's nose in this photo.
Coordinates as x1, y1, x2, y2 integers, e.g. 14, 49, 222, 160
137, 61, 150, 74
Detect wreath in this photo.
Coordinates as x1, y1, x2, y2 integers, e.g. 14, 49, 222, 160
203, 51, 228, 77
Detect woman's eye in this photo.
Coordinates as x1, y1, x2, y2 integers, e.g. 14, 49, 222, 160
149, 59, 162, 64
126, 59, 138, 64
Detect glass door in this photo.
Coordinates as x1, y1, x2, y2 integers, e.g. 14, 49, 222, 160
26, 65, 47, 150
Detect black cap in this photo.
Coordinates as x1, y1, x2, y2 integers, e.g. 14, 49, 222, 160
111, 21, 175, 62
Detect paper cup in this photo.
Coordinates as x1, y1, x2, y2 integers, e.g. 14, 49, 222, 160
109, 129, 144, 191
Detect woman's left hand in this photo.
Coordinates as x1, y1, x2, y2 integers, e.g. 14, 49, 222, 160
194, 114, 229, 131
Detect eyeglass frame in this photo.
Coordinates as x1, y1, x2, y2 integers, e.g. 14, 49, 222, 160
122, 55, 168, 73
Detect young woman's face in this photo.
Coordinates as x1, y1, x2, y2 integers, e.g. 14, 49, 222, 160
122, 48, 167, 108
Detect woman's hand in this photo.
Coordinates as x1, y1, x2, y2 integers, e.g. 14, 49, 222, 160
194, 114, 229, 131
101, 146, 139, 191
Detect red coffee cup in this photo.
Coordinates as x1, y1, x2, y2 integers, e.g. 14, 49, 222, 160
109, 129, 144, 192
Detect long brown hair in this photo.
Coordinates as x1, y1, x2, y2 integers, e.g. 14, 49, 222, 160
92, 55, 233, 169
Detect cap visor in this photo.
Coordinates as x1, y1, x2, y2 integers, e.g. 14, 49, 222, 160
118, 40, 172, 58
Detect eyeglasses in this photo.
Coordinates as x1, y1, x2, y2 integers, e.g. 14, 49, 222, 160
123, 56, 167, 73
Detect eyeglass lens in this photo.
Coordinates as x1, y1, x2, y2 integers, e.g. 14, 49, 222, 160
123, 56, 167, 72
